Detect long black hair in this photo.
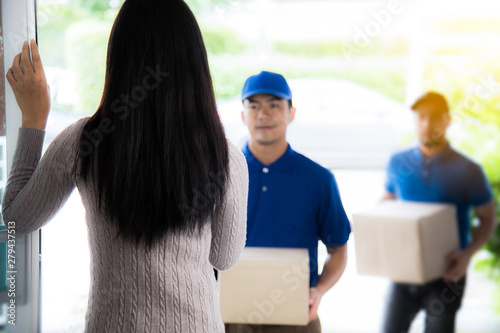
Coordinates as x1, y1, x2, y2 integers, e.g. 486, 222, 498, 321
79, 0, 229, 247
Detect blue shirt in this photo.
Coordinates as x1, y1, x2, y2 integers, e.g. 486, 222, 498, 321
385, 145, 492, 249
243, 142, 351, 287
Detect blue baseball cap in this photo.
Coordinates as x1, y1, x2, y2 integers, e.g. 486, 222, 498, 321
241, 71, 292, 101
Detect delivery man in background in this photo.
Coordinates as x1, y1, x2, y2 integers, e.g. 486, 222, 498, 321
382, 92, 498, 333
225, 71, 351, 333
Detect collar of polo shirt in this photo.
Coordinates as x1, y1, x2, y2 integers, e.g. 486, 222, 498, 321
243, 142, 297, 173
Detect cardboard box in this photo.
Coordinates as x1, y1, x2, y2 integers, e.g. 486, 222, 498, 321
219, 247, 310, 326
352, 200, 459, 284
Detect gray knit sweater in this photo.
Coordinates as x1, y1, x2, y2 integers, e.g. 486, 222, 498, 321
2, 117, 248, 332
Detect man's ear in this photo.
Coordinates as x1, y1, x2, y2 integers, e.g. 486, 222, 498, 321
441, 112, 451, 129
446, 113, 452, 127
288, 106, 296, 124
241, 110, 247, 124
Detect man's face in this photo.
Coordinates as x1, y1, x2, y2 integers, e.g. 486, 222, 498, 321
241, 93, 295, 146
414, 103, 451, 148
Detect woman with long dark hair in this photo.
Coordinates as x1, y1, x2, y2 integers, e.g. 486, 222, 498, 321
3, 0, 248, 331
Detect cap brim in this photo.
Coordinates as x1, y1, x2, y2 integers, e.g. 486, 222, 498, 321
242, 88, 291, 101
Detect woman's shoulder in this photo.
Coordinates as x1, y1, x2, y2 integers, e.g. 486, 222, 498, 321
50, 117, 91, 147
226, 139, 246, 166
63, 116, 91, 134
225, 138, 248, 184
51, 116, 90, 139
44, 117, 92, 163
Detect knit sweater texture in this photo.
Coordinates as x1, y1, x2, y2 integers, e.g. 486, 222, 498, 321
2, 117, 248, 332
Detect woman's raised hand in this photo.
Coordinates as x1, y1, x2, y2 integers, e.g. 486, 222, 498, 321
6, 39, 50, 130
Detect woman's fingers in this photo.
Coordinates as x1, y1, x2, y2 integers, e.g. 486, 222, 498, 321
11, 40, 39, 76
6, 67, 17, 86
20, 41, 34, 76
11, 52, 23, 78
29, 39, 44, 76
8, 40, 42, 86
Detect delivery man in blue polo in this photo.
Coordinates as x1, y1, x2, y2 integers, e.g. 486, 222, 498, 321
225, 71, 351, 333
382, 92, 497, 333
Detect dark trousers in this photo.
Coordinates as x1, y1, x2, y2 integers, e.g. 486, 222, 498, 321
225, 317, 321, 333
383, 276, 466, 333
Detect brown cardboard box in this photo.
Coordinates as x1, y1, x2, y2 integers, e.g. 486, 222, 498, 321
219, 247, 310, 326
352, 200, 459, 284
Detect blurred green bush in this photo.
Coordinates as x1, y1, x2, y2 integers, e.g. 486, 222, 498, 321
272, 38, 409, 58
208, 55, 406, 102
201, 24, 248, 55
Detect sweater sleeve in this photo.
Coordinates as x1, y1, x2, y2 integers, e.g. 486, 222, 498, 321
2, 118, 88, 234
209, 139, 248, 271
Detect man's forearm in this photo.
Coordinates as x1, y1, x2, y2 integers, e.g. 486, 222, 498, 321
315, 244, 348, 296
465, 200, 497, 257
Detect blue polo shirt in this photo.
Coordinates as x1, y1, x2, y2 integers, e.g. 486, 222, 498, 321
243, 142, 351, 287
385, 144, 492, 249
